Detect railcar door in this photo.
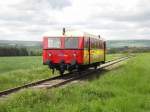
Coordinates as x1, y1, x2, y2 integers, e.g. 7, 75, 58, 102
90, 38, 99, 64
90, 38, 104, 64
103, 41, 106, 63
84, 37, 90, 64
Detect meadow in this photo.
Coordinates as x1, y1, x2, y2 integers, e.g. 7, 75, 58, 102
0, 56, 52, 91
0, 53, 150, 112
0, 54, 121, 91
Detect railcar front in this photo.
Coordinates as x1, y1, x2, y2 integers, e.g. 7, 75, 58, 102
43, 36, 84, 75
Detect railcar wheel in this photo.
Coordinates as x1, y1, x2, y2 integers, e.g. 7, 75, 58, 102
75, 65, 81, 75
94, 65, 97, 70
59, 70, 64, 76
68, 69, 73, 74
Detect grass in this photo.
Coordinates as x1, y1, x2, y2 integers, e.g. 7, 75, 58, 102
0, 56, 53, 91
0, 53, 150, 112
106, 53, 126, 61
0, 54, 117, 91
0, 56, 42, 74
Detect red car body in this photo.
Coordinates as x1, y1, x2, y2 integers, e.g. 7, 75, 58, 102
43, 37, 84, 65
42, 30, 106, 75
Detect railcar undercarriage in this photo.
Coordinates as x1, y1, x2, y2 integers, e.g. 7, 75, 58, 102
47, 60, 105, 75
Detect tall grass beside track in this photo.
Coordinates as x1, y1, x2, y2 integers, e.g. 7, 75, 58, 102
0, 53, 150, 112
0, 54, 119, 91
0, 56, 52, 91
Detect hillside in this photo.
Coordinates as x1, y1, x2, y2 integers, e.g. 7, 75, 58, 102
107, 40, 150, 48
0, 39, 150, 49
0, 40, 42, 48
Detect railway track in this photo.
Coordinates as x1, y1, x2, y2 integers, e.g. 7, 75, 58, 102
0, 56, 132, 98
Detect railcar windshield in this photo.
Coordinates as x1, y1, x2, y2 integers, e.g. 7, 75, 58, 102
48, 38, 61, 48
65, 37, 78, 49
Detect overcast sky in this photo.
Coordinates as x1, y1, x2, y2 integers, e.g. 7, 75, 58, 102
0, 0, 150, 41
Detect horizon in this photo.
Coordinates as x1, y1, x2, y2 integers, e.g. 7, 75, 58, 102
1, 38, 150, 42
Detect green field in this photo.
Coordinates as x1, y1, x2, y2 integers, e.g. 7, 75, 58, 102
0, 56, 53, 91
0, 55, 119, 91
0, 53, 150, 112
105, 53, 125, 61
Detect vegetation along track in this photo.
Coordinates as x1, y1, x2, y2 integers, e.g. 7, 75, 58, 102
0, 55, 133, 98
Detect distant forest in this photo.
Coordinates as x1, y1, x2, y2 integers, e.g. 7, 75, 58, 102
107, 47, 150, 54
0, 46, 150, 57
0, 40, 150, 56
0, 47, 41, 56
0, 40, 42, 56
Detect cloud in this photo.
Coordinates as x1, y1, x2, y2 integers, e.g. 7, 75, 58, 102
0, 0, 150, 40
0, 0, 71, 40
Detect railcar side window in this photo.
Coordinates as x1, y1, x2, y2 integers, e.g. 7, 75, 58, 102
99, 41, 104, 49
91, 39, 97, 49
90, 39, 94, 48
84, 38, 89, 49
48, 38, 61, 48
65, 37, 78, 49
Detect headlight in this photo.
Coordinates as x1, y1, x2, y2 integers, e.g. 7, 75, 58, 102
48, 53, 52, 56
73, 53, 76, 57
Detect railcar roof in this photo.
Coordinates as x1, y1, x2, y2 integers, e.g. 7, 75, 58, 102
43, 30, 104, 40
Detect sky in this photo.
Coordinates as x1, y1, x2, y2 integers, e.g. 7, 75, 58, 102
0, 0, 150, 41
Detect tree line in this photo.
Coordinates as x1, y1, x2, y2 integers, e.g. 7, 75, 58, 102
107, 46, 150, 54
0, 47, 41, 56
1, 46, 150, 56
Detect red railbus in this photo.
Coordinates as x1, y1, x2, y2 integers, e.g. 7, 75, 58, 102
43, 30, 106, 75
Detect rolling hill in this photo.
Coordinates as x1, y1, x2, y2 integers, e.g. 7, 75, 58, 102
0, 39, 150, 48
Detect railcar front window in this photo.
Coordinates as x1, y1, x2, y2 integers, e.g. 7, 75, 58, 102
65, 37, 78, 49
48, 38, 61, 48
